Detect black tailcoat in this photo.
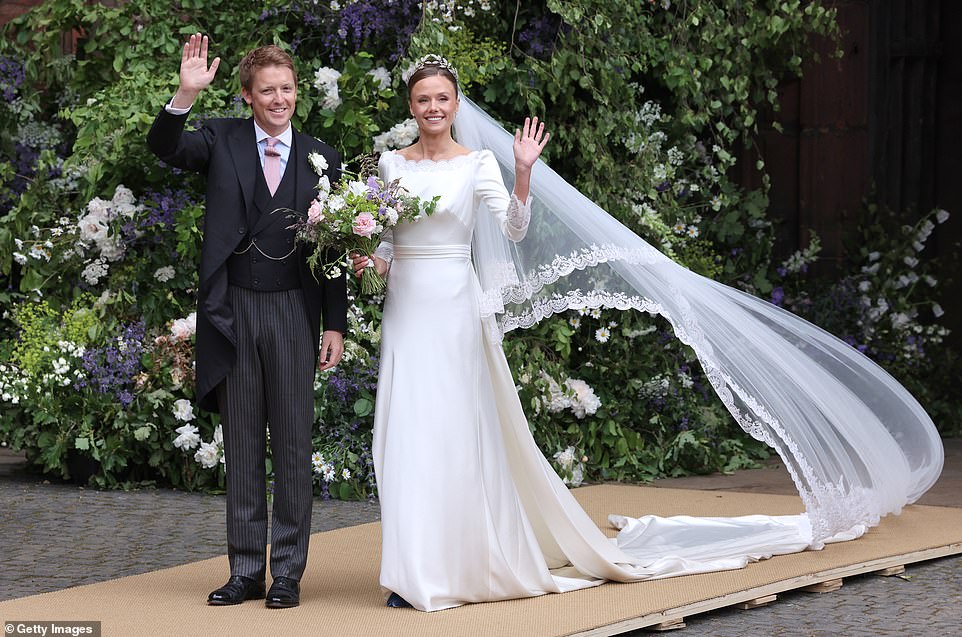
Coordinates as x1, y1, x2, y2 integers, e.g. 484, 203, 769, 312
147, 110, 347, 412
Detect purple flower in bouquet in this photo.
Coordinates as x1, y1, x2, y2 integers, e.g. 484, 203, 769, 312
291, 155, 439, 294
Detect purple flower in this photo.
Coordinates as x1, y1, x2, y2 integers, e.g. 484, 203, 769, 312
0, 55, 25, 102
75, 321, 146, 408
517, 14, 568, 59
776, 266, 788, 277
770, 287, 785, 306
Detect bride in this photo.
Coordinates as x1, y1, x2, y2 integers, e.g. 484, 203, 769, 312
351, 55, 944, 612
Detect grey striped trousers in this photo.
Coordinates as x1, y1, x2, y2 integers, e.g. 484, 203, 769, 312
216, 285, 315, 582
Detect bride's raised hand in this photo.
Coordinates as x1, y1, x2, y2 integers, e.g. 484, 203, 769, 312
513, 116, 550, 172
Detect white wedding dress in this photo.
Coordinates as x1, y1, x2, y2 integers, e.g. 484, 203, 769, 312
371, 150, 867, 612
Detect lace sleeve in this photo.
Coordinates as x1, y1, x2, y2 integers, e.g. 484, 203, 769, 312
373, 154, 395, 271
505, 193, 532, 239
475, 150, 530, 242
373, 227, 394, 270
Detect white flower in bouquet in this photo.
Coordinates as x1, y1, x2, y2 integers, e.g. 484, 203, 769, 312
383, 205, 399, 226
212, 424, 223, 446
317, 175, 331, 194
172, 398, 195, 422
291, 162, 439, 294
348, 180, 369, 198
194, 441, 220, 469
311, 451, 325, 474
936, 208, 950, 224
173, 424, 201, 450
341, 468, 352, 480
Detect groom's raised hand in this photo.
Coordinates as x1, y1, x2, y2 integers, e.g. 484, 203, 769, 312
171, 33, 221, 110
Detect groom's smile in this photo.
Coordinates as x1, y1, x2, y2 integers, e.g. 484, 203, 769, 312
242, 64, 297, 137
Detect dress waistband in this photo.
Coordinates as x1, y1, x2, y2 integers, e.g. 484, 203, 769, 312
393, 244, 471, 260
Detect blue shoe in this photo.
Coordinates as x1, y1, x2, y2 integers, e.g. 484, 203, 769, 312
386, 592, 412, 608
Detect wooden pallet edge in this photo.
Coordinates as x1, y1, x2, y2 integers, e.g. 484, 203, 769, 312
567, 542, 962, 637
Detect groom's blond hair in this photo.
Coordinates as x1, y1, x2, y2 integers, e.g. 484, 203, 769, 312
239, 45, 297, 90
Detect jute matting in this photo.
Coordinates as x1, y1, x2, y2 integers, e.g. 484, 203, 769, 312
4, 485, 961, 637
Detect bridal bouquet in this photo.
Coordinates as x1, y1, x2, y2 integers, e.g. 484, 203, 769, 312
292, 153, 439, 294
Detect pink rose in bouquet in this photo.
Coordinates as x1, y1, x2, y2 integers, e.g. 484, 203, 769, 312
352, 212, 378, 238
308, 199, 324, 224
290, 156, 440, 294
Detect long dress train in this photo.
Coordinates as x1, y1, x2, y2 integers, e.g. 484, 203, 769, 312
370, 149, 882, 612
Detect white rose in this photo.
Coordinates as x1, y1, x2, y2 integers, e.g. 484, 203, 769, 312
313, 67, 341, 90
194, 441, 220, 469
172, 398, 195, 422
112, 184, 136, 206
308, 151, 329, 174
170, 313, 196, 342
173, 424, 201, 450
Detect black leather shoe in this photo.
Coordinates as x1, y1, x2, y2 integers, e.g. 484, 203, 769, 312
386, 592, 412, 608
265, 576, 300, 608
207, 575, 266, 606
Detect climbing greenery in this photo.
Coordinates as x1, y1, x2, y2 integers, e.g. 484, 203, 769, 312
0, 1, 954, 494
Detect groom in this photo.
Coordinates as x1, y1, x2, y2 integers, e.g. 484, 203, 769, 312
147, 35, 347, 608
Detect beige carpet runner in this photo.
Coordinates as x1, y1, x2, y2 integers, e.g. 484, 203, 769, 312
3, 484, 960, 636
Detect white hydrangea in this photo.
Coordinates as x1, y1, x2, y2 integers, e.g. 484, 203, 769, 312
368, 66, 391, 90
564, 378, 601, 418
400, 62, 418, 84
314, 67, 342, 110
154, 266, 175, 282
372, 118, 419, 153
553, 446, 585, 487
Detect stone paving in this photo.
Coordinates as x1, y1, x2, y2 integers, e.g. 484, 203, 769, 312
2, 446, 960, 636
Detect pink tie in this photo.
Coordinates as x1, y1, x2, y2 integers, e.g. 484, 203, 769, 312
264, 137, 281, 196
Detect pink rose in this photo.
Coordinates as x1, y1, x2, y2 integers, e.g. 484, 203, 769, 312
308, 199, 324, 224
352, 212, 378, 238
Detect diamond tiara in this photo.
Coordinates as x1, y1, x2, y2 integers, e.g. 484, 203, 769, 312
411, 54, 459, 81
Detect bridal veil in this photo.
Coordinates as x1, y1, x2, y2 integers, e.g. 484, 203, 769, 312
455, 94, 943, 543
